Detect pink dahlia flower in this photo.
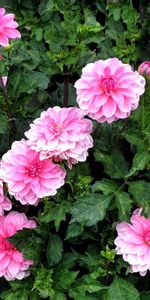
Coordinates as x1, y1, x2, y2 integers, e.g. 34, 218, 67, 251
1, 139, 66, 205
0, 177, 12, 215
0, 211, 36, 281
0, 8, 21, 47
74, 58, 145, 123
114, 209, 150, 276
138, 61, 150, 77
25, 106, 93, 164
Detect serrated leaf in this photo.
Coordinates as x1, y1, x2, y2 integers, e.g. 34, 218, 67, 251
65, 222, 83, 239
122, 129, 144, 146
116, 192, 132, 221
126, 151, 150, 177
33, 268, 54, 299
71, 194, 112, 226
92, 179, 119, 195
107, 277, 140, 300
39, 201, 71, 231
95, 149, 128, 179
46, 234, 63, 266
128, 180, 150, 215
55, 268, 79, 291
0, 290, 28, 300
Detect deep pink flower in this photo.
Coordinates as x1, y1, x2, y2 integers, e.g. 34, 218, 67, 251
0, 8, 21, 47
74, 58, 145, 123
1, 139, 66, 205
0, 177, 12, 215
25, 106, 93, 164
114, 209, 150, 276
0, 211, 36, 281
138, 61, 150, 77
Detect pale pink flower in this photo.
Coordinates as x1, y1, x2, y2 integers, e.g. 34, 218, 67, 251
1, 139, 66, 205
0, 8, 21, 47
25, 106, 93, 164
0, 177, 12, 215
138, 61, 150, 77
0, 211, 36, 281
74, 58, 145, 123
2, 76, 7, 86
114, 209, 150, 276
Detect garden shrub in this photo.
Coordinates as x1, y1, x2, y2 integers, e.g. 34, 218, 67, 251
0, 0, 150, 299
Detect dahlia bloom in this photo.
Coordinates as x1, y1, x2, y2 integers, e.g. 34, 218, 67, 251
25, 106, 93, 164
0, 8, 21, 47
1, 139, 66, 205
0, 177, 12, 215
138, 61, 150, 77
114, 209, 150, 276
74, 58, 145, 123
0, 211, 36, 281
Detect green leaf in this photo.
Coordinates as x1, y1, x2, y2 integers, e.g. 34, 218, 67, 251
95, 149, 128, 179
53, 292, 67, 300
128, 180, 150, 215
8, 229, 43, 262
0, 111, 9, 133
0, 290, 28, 300
126, 151, 150, 177
140, 292, 150, 300
55, 268, 79, 291
71, 194, 112, 226
116, 192, 132, 221
122, 129, 144, 146
39, 200, 71, 231
33, 267, 54, 299
46, 234, 63, 266
92, 179, 119, 195
65, 222, 83, 239
106, 277, 140, 300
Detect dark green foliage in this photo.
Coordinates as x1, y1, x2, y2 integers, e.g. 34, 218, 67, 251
0, 0, 149, 299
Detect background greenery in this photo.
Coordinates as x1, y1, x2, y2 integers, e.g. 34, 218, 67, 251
0, 0, 150, 299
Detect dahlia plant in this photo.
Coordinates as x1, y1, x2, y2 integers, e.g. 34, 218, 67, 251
0, 1, 150, 300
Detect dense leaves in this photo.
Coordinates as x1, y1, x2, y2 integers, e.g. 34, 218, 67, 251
0, 0, 149, 299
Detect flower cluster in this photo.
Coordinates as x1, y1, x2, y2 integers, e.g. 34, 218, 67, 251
0, 6, 148, 283
114, 209, 150, 276
0, 211, 36, 280
74, 58, 145, 123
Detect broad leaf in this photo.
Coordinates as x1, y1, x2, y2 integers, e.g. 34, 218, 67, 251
71, 194, 112, 226
106, 277, 140, 300
46, 234, 63, 266
116, 192, 132, 221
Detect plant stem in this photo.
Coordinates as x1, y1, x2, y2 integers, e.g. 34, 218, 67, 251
63, 72, 69, 107
0, 76, 16, 131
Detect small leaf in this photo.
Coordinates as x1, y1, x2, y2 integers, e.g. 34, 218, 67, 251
116, 192, 132, 221
65, 223, 83, 239
92, 179, 119, 195
126, 151, 150, 177
128, 180, 150, 215
46, 234, 63, 266
71, 194, 112, 226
